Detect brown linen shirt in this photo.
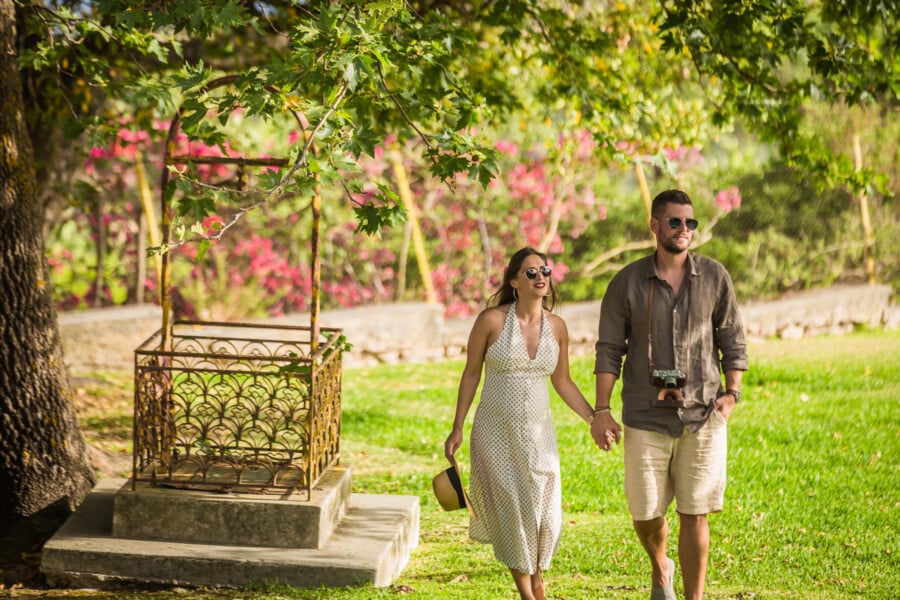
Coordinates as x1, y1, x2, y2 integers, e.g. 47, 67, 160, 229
594, 252, 748, 437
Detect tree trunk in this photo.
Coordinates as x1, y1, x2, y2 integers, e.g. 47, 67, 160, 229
0, 1, 95, 561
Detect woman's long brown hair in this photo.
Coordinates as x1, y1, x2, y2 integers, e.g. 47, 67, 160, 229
486, 247, 558, 311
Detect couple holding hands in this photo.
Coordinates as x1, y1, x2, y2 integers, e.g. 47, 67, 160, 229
443, 190, 748, 600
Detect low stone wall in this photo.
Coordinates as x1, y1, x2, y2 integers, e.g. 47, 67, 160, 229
739, 284, 895, 340
59, 283, 897, 372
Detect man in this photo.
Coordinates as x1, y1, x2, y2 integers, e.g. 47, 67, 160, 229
590, 189, 748, 600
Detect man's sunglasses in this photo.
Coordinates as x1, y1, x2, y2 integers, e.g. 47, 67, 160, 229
666, 217, 699, 231
524, 266, 552, 279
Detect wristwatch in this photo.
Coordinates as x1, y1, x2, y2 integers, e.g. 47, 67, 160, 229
725, 389, 742, 402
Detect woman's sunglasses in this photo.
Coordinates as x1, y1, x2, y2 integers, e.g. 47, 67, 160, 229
524, 266, 552, 279
666, 217, 699, 231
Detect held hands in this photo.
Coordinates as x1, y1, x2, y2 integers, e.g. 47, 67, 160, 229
590, 412, 621, 451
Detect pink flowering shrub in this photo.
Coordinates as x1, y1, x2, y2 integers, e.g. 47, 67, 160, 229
715, 186, 742, 212
48, 117, 741, 320
172, 232, 312, 320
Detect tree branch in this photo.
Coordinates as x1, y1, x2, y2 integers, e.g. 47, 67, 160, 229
163, 82, 349, 250
577, 210, 727, 278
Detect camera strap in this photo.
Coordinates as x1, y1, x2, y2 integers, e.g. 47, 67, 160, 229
647, 280, 656, 376
647, 277, 692, 378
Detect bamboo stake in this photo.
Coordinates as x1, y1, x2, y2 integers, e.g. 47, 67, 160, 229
135, 152, 163, 303
392, 158, 437, 303
633, 159, 653, 233
136, 208, 146, 304
396, 220, 411, 300
93, 195, 105, 307
852, 135, 876, 284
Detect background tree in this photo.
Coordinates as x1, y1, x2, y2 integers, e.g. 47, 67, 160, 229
0, 0, 95, 560
659, 0, 899, 186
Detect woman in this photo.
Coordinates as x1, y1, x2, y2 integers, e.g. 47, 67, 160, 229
444, 247, 603, 600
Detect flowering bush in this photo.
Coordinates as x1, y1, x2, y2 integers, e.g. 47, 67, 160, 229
171, 230, 311, 320
47, 116, 747, 319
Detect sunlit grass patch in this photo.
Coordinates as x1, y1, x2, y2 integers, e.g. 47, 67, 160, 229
68, 329, 900, 599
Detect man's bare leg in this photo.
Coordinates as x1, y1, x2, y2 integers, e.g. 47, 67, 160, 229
678, 512, 709, 600
633, 516, 674, 588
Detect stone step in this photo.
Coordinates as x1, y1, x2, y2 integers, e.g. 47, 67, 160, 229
41, 478, 420, 590
113, 466, 352, 549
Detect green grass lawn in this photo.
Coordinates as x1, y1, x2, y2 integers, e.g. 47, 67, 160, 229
332, 328, 900, 600
67, 329, 900, 599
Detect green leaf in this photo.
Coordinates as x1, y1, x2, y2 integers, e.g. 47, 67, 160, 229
352, 198, 407, 236
179, 98, 209, 134
194, 238, 213, 262
178, 195, 217, 220
349, 126, 381, 158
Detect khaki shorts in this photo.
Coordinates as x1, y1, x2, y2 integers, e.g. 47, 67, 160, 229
623, 411, 728, 521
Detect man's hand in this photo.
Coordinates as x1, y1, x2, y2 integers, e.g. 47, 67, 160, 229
714, 393, 738, 421
590, 411, 622, 451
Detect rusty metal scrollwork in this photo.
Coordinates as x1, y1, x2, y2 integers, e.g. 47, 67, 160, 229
132, 76, 341, 499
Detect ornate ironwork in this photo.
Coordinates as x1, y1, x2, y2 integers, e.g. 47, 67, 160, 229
133, 75, 342, 499
133, 321, 343, 498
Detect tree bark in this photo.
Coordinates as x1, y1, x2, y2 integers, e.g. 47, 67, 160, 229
0, 1, 95, 561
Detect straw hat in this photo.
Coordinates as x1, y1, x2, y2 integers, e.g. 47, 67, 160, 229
432, 457, 476, 518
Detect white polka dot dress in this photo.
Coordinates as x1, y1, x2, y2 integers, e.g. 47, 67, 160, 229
469, 301, 562, 574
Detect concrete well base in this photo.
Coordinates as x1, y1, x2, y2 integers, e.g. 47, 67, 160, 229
41, 476, 419, 590
113, 466, 352, 549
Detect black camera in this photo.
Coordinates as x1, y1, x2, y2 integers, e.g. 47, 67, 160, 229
651, 369, 686, 408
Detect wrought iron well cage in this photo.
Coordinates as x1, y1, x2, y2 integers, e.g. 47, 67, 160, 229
131, 75, 342, 498
133, 322, 343, 497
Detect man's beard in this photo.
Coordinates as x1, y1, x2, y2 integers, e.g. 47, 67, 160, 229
660, 236, 689, 255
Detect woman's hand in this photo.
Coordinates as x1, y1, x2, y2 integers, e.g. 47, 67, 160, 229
444, 428, 463, 461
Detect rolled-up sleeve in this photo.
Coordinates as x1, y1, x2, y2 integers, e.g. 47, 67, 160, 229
594, 272, 629, 375
714, 270, 748, 372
